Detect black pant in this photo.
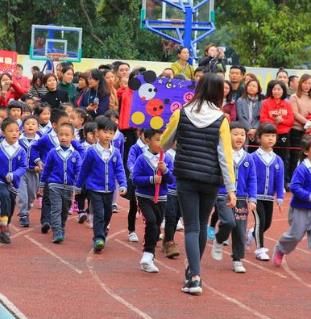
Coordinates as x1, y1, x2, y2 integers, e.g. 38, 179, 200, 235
164, 194, 181, 242
210, 209, 218, 228
0, 184, 15, 223
75, 188, 89, 212
137, 197, 165, 254
177, 179, 218, 277
88, 191, 113, 242
41, 184, 51, 225
289, 129, 304, 181
231, 200, 248, 261
127, 179, 137, 233
252, 200, 274, 248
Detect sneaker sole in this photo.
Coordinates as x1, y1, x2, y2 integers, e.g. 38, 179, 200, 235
140, 264, 159, 273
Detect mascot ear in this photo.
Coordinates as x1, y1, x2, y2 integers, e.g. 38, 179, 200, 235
128, 77, 142, 91
143, 71, 157, 83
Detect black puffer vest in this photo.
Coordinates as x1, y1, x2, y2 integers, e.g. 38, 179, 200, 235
174, 108, 224, 185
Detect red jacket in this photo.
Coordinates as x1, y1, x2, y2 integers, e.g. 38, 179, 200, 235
260, 97, 294, 134
118, 87, 133, 129
0, 80, 28, 107
13, 75, 30, 92
222, 101, 237, 122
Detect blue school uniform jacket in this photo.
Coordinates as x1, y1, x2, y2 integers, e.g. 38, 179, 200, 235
0, 140, 27, 190
127, 138, 148, 175
218, 149, 257, 202
290, 159, 311, 209
112, 129, 125, 159
33, 130, 85, 164
38, 122, 53, 137
41, 145, 82, 188
76, 143, 127, 193
166, 149, 177, 196
133, 150, 174, 201
19, 133, 40, 170
251, 149, 284, 203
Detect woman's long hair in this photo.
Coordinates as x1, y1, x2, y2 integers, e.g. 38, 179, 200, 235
186, 73, 224, 112
297, 74, 311, 98
89, 69, 109, 98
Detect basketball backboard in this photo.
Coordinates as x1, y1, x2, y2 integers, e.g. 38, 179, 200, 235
30, 25, 82, 62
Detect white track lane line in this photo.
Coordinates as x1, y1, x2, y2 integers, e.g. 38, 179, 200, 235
0, 228, 35, 247
86, 229, 153, 319
114, 236, 273, 319
24, 235, 83, 275
0, 293, 29, 319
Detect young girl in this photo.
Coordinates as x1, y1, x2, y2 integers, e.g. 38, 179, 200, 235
222, 80, 237, 122
273, 135, 311, 266
249, 123, 284, 261
237, 78, 263, 152
71, 108, 89, 142
33, 103, 52, 136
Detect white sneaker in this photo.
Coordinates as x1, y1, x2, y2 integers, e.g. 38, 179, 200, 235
176, 218, 184, 231
246, 228, 254, 248
232, 261, 246, 273
140, 252, 159, 273
128, 232, 139, 242
255, 247, 270, 261
211, 239, 223, 261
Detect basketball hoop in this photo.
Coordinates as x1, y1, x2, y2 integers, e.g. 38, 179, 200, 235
46, 53, 68, 62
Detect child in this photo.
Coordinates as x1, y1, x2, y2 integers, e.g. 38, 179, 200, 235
273, 135, 311, 266
126, 129, 148, 242
18, 116, 41, 227
0, 118, 27, 244
62, 102, 75, 119
22, 104, 32, 119
162, 141, 180, 258
71, 108, 89, 142
212, 122, 257, 273
248, 123, 284, 261
104, 110, 125, 213
7, 100, 24, 129
33, 109, 84, 233
40, 123, 81, 243
76, 121, 97, 224
33, 103, 52, 136
133, 129, 173, 273
76, 117, 127, 253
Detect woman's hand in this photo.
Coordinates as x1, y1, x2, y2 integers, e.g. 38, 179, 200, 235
86, 103, 98, 112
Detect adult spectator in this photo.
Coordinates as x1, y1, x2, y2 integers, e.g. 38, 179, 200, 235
222, 80, 237, 122
171, 47, 194, 80
160, 73, 236, 295
0, 72, 28, 107
31, 66, 40, 76
229, 65, 245, 101
75, 72, 89, 107
288, 75, 299, 95
41, 73, 69, 109
276, 68, 290, 97
289, 74, 311, 180
113, 62, 130, 90
80, 69, 109, 118
28, 72, 47, 99
13, 64, 30, 91
103, 69, 119, 111
159, 68, 175, 79
199, 43, 226, 74
58, 65, 76, 104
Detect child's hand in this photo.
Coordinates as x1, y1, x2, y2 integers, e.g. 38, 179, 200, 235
248, 201, 256, 213
34, 166, 42, 173
227, 191, 236, 208
119, 187, 127, 196
157, 161, 167, 173
5, 173, 13, 183
154, 175, 162, 184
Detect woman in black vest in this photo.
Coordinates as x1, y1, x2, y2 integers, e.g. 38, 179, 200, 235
161, 73, 236, 295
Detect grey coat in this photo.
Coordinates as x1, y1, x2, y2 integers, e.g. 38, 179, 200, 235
236, 97, 262, 130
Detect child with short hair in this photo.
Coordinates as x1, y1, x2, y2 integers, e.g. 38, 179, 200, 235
76, 117, 127, 253
248, 123, 284, 261
273, 135, 311, 266
18, 116, 41, 227
212, 122, 257, 273
7, 100, 24, 129
133, 129, 173, 272
22, 104, 32, 119
33, 103, 52, 136
126, 129, 148, 242
76, 121, 97, 224
62, 102, 74, 118
0, 118, 27, 244
33, 109, 84, 233
41, 123, 81, 243
104, 109, 125, 213
71, 108, 89, 142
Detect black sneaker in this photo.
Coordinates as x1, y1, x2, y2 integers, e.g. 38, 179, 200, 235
41, 223, 50, 234
181, 278, 202, 295
112, 204, 119, 214
0, 231, 11, 244
78, 212, 87, 224
20, 216, 29, 228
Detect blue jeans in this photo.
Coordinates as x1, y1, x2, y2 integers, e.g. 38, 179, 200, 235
177, 179, 218, 277
88, 191, 113, 242
48, 185, 72, 235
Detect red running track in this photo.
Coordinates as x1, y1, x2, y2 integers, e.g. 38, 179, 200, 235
1, 194, 310, 319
